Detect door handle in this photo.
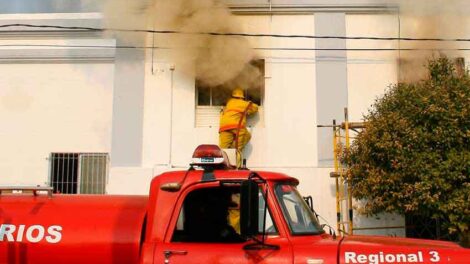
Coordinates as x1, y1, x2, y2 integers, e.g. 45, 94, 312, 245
163, 250, 188, 264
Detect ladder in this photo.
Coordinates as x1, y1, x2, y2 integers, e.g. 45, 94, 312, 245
329, 108, 365, 235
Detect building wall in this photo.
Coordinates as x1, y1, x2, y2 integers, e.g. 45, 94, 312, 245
0, 14, 115, 187
346, 14, 399, 121
139, 14, 316, 171
0, 7, 410, 235
109, 12, 405, 235
0, 62, 114, 186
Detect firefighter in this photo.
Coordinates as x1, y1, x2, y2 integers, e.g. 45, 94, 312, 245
228, 192, 241, 234
219, 88, 259, 167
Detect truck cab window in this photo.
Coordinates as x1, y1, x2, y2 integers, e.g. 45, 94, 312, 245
172, 185, 277, 243
274, 184, 323, 235
258, 188, 278, 234
172, 187, 245, 243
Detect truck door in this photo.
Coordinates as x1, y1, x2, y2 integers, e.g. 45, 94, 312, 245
154, 184, 292, 264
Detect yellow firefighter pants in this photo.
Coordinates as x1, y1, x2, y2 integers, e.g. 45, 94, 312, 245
228, 209, 241, 234
219, 128, 251, 150
219, 128, 251, 166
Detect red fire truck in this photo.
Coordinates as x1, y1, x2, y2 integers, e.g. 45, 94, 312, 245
1, 145, 469, 264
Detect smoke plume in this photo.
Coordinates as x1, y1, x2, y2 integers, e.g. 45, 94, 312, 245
394, 0, 470, 81
102, 0, 259, 89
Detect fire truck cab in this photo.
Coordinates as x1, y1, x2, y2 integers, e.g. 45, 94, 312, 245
1, 145, 469, 264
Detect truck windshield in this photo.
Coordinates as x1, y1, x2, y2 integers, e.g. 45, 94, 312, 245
274, 184, 324, 235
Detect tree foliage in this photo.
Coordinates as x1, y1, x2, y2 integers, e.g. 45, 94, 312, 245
346, 58, 470, 242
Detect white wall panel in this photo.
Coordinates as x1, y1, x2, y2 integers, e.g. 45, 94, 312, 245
0, 62, 114, 185
140, 14, 317, 173
346, 14, 399, 121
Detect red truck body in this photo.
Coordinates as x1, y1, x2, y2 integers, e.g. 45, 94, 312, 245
1, 147, 469, 264
0, 195, 147, 264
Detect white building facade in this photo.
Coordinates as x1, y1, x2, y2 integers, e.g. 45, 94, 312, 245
2, 0, 448, 236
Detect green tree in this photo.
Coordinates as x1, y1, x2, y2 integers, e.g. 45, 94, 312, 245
346, 57, 470, 246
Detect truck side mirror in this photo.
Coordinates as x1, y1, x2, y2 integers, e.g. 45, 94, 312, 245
240, 179, 259, 239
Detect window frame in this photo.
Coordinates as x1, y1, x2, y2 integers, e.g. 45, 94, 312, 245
168, 181, 278, 244
49, 152, 109, 194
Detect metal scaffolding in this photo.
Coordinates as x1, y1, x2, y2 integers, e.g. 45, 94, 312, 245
320, 108, 405, 235
318, 108, 365, 235
331, 109, 364, 235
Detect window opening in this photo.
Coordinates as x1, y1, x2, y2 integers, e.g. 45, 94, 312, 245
196, 59, 264, 107
50, 153, 108, 194
195, 59, 265, 127
258, 187, 277, 234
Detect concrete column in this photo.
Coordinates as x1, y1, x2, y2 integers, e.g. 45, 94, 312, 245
111, 48, 145, 166
315, 13, 348, 167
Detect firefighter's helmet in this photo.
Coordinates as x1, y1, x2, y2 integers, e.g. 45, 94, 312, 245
231, 88, 245, 99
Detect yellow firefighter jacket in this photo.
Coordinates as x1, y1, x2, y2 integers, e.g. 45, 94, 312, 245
219, 98, 259, 133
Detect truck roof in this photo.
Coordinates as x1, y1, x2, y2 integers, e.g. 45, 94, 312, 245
152, 169, 299, 187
